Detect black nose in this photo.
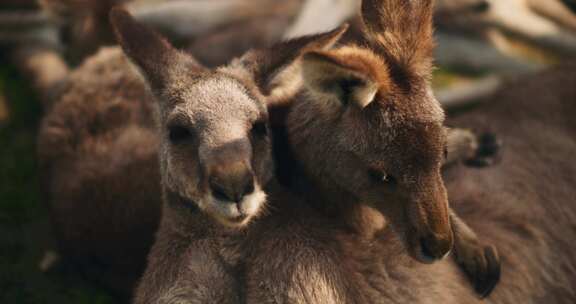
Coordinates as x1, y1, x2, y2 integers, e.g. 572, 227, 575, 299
209, 169, 255, 203
420, 235, 452, 262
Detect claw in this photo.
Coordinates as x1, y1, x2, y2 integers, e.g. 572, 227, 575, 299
465, 132, 502, 167
475, 246, 501, 298
459, 245, 501, 298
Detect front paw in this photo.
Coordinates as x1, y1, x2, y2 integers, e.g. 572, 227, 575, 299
454, 242, 501, 298
465, 132, 502, 168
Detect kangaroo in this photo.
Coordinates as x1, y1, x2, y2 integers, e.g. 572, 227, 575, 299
249, 59, 576, 304
33, 2, 494, 299
30, 0, 299, 295
276, 0, 500, 296
108, 7, 353, 303
113, 4, 500, 303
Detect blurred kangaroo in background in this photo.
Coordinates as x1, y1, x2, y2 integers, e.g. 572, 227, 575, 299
441, 62, 576, 303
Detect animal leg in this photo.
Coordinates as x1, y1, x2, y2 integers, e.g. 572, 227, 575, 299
444, 129, 501, 167
450, 210, 501, 298
444, 128, 478, 166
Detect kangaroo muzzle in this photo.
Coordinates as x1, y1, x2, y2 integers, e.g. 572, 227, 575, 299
209, 163, 255, 203
406, 183, 453, 264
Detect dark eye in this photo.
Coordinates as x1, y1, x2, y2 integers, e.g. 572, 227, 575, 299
251, 121, 268, 137
444, 146, 448, 160
168, 125, 192, 144
368, 169, 397, 186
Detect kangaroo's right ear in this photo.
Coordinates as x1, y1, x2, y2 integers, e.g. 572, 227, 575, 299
301, 48, 390, 109
110, 7, 203, 90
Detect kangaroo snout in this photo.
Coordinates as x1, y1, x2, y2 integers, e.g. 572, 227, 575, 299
419, 233, 453, 263
204, 160, 265, 227
406, 181, 453, 264
209, 163, 255, 203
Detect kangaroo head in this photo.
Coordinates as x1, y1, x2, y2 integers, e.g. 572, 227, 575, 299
290, 0, 452, 263
110, 8, 345, 228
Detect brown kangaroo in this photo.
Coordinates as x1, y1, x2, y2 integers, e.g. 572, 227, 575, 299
109, 4, 500, 303
276, 0, 499, 296
108, 7, 352, 303
31, 0, 299, 295
34, 2, 494, 299
246, 48, 576, 304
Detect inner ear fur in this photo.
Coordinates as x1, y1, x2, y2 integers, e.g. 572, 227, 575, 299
360, 0, 434, 88
301, 50, 383, 109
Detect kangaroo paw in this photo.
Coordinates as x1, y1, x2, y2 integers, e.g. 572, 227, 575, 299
454, 242, 501, 298
465, 132, 502, 168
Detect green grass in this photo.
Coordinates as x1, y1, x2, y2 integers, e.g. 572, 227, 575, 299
432, 66, 490, 90
0, 54, 116, 304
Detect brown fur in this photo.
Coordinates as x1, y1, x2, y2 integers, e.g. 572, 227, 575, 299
33, 4, 343, 295
37, 47, 160, 295
37, 0, 494, 298
246, 35, 576, 304
156, 24, 576, 304
34, 1, 576, 303
121, 1, 506, 303
108, 8, 352, 303
443, 63, 576, 303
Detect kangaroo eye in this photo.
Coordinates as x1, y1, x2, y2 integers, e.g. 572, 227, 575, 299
251, 121, 268, 137
168, 125, 192, 144
368, 169, 397, 185
381, 173, 397, 185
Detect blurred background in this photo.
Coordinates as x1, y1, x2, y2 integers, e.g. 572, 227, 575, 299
0, 0, 575, 303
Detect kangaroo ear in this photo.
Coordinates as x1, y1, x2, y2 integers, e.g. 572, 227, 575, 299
360, 0, 434, 86
302, 50, 380, 109
242, 24, 349, 96
110, 7, 203, 90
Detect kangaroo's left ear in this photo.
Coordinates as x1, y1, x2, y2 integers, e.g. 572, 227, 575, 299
110, 7, 204, 92
301, 49, 382, 109
241, 24, 349, 96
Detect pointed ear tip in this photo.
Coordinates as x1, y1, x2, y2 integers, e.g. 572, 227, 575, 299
337, 23, 350, 33
302, 51, 329, 63
327, 23, 349, 40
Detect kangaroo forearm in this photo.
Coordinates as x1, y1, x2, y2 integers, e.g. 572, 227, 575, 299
443, 128, 478, 167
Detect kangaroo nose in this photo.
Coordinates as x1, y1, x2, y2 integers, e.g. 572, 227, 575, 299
420, 234, 453, 262
209, 168, 255, 203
